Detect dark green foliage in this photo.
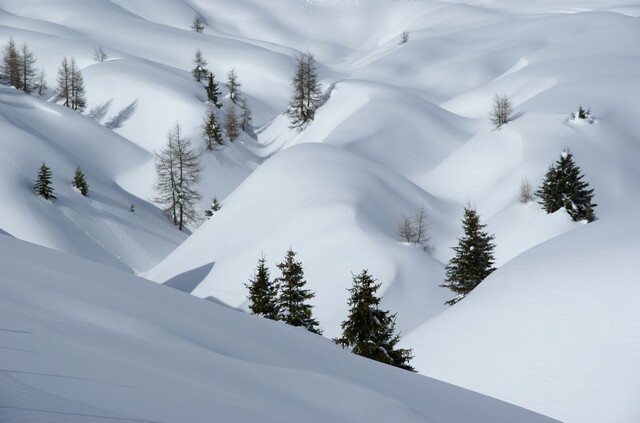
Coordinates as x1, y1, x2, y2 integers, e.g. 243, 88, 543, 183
72, 166, 89, 196
536, 150, 597, 222
441, 205, 496, 306
245, 255, 280, 320
129, 204, 135, 213
275, 248, 322, 335
203, 105, 224, 150
204, 196, 221, 219
33, 162, 56, 200
205, 72, 222, 108
286, 52, 322, 131
334, 270, 414, 371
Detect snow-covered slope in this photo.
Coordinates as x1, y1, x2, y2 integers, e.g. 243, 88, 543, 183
0, 233, 556, 423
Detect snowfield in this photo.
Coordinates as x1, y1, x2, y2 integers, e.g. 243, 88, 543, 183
1, 0, 639, 421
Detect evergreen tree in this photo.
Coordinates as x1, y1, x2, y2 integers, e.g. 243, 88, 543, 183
224, 103, 241, 142
536, 150, 597, 222
226, 68, 241, 104
441, 205, 496, 306
275, 248, 322, 334
204, 196, 221, 219
192, 49, 208, 83
190, 15, 205, 33
205, 72, 222, 108
203, 105, 224, 150
72, 166, 89, 196
334, 270, 414, 371
2, 37, 22, 88
154, 122, 203, 231
245, 255, 280, 320
240, 97, 252, 131
286, 52, 322, 131
33, 162, 56, 200
19, 43, 37, 94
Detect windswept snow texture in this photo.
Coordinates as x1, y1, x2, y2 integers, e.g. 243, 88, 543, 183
0, 234, 557, 423
2, 0, 640, 422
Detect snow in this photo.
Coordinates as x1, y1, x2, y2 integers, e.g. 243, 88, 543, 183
2, 0, 640, 421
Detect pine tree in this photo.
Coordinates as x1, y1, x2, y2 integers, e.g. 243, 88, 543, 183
190, 15, 205, 33
536, 150, 597, 222
33, 162, 56, 200
240, 97, 252, 131
441, 205, 496, 306
334, 270, 414, 371
224, 103, 241, 142
226, 68, 241, 104
2, 37, 22, 88
72, 166, 89, 196
192, 49, 208, 83
204, 196, 221, 219
203, 105, 224, 150
275, 248, 322, 334
154, 122, 203, 231
245, 255, 280, 320
205, 72, 222, 108
286, 52, 322, 131
19, 43, 37, 94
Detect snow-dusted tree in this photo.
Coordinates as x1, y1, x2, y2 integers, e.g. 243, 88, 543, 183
441, 205, 496, 306
72, 166, 89, 196
154, 122, 203, 231
334, 270, 414, 371
245, 255, 280, 320
204, 196, 221, 219
33, 162, 56, 200
536, 150, 597, 222
399, 31, 410, 44
489, 94, 513, 129
56, 57, 86, 111
240, 97, 252, 131
19, 43, 37, 94
397, 205, 433, 254
205, 72, 222, 108
275, 248, 322, 335
190, 15, 205, 33
35, 69, 47, 97
93, 46, 108, 62
2, 37, 22, 88
224, 102, 241, 142
518, 176, 534, 204
191, 49, 208, 83
226, 67, 241, 104
203, 105, 224, 150
286, 52, 322, 131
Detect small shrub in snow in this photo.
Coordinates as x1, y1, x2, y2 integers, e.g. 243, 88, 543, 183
93, 46, 108, 62
129, 204, 135, 213
441, 205, 496, 306
570, 105, 592, 122
518, 176, 534, 204
204, 196, 221, 219
536, 149, 597, 222
334, 270, 414, 372
190, 15, 205, 33
72, 166, 89, 196
33, 162, 56, 200
397, 205, 434, 254
489, 94, 513, 129
399, 31, 410, 44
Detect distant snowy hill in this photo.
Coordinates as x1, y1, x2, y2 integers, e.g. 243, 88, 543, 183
1, 0, 640, 421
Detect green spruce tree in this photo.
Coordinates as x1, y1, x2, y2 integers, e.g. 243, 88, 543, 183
204, 196, 221, 219
203, 105, 224, 150
334, 270, 414, 371
536, 150, 597, 222
245, 255, 280, 320
33, 162, 56, 200
441, 205, 496, 306
71, 166, 89, 196
275, 248, 322, 334
205, 72, 222, 108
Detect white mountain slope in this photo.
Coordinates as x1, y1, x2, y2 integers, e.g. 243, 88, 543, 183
0, 233, 557, 423
1, 0, 639, 421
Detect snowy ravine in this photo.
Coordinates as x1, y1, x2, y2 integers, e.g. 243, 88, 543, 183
1, 0, 640, 421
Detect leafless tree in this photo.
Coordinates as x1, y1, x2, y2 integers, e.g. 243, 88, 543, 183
190, 15, 205, 33
397, 205, 434, 254
489, 94, 513, 129
286, 52, 322, 131
518, 176, 534, 204
93, 46, 108, 62
192, 49, 208, 82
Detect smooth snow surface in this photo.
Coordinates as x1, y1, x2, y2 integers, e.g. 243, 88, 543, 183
2, 0, 640, 421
